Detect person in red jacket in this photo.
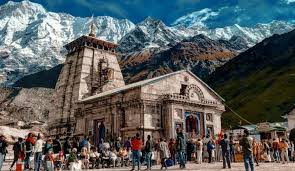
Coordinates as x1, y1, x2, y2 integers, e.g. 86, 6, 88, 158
25, 133, 36, 170
131, 133, 142, 171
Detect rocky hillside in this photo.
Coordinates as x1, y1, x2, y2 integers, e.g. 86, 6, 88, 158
14, 34, 238, 88
0, 87, 53, 124
207, 29, 295, 128
13, 64, 62, 88
121, 34, 237, 83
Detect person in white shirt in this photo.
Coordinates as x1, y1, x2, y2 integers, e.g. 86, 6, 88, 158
89, 147, 100, 169
109, 148, 120, 167
196, 138, 203, 164
34, 134, 43, 171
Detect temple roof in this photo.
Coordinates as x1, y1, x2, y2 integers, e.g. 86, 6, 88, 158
64, 35, 118, 50
80, 70, 225, 103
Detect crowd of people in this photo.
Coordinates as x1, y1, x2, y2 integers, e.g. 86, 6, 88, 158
0, 129, 294, 171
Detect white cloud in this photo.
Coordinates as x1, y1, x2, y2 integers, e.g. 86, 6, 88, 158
286, 0, 295, 4
172, 8, 219, 27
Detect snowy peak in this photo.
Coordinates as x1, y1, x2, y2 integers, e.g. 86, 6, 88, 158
172, 8, 295, 46
0, 1, 135, 86
140, 17, 163, 25
174, 20, 295, 47
0, 0, 294, 86
1, 0, 46, 17
118, 17, 182, 53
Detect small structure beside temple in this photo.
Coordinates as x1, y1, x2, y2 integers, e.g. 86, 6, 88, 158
229, 122, 288, 140
287, 105, 295, 131
48, 24, 225, 144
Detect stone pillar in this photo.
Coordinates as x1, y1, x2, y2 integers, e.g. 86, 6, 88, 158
213, 111, 222, 135
204, 113, 207, 136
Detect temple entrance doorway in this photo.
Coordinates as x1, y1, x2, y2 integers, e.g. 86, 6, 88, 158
184, 111, 204, 138
93, 119, 105, 146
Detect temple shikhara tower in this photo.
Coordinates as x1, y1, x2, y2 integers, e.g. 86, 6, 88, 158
48, 23, 225, 144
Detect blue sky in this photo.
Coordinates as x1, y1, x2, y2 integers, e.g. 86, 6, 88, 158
1, 0, 295, 27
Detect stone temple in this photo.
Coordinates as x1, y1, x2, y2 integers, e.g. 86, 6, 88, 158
48, 25, 225, 144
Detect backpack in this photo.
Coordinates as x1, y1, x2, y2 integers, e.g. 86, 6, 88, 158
241, 137, 252, 154
0, 141, 7, 154
208, 143, 215, 150
145, 140, 153, 152
25, 141, 33, 152
13, 142, 21, 153
165, 159, 174, 167
177, 136, 185, 151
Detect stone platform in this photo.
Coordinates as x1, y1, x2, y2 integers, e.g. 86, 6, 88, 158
2, 161, 295, 171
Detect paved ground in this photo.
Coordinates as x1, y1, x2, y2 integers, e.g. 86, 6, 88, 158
2, 161, 295, 171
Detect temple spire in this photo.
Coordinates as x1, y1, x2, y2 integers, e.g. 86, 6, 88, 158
89, 15, 96, 37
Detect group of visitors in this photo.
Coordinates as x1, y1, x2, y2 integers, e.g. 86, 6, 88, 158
0, 129, 294, 171
239, 129, 294, 171
251, 136, 291, 164
0, 130, 187, 171
129, 131, 187, 171
187, 129, 293, 171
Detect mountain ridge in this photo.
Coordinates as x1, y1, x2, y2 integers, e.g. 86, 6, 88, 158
0, 0, 294, 86
206, 29, 295, 128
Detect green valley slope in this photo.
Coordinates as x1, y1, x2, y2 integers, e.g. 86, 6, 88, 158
207, 30, 295, 128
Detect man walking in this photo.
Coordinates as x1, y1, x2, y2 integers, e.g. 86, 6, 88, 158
10, 138, 24, 171
34, 134, 43, 171
176, 130, 186, 169
131, 133, 142, 171
207, 140, 214, 163
239, 129, 254, 171
272, 138, 280, 162
159, 138, 170, 170
219, 134, 231, 169
25, 133, 35, 170
280, 138, 289, 164
0, 135, 8, 171
229, 136, 235, 162
145, 135, 153, 170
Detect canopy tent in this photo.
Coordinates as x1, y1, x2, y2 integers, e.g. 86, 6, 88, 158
234, 122, 287, 134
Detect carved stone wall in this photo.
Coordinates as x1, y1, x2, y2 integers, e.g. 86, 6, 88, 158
49, 37, 125, 135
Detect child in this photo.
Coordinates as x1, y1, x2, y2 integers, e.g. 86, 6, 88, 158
80, 147, 89, 169
55, 150, 64, 171
44, 151, 55, 171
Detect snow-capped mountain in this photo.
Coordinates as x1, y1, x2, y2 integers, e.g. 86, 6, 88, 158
120, 34, 237, 84
0, 1, 294, 86
118, 17, 183, 53
172, 9, 295, 47
0, 0, 135, 85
